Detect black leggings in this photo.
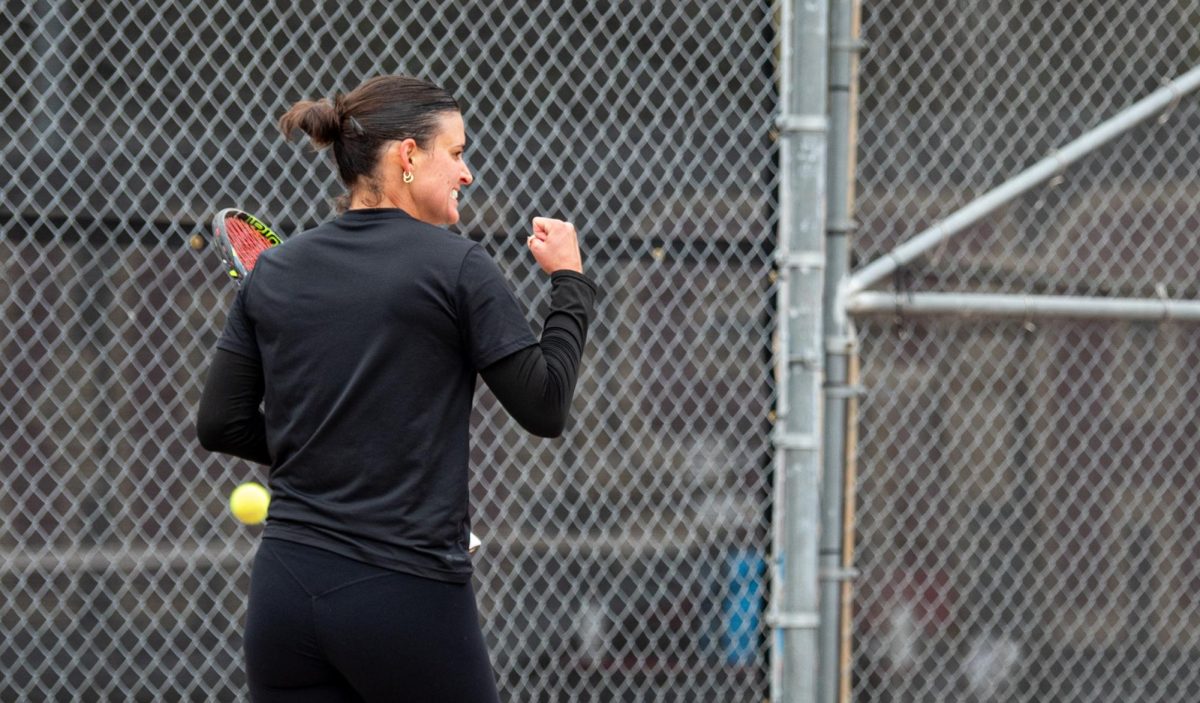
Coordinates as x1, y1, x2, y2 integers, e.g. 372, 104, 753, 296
244, 538, 501, 702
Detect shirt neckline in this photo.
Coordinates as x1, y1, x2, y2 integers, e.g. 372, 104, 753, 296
340, 207, 417, 222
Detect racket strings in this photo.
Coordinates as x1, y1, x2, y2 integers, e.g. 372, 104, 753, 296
225, 217, 273, 272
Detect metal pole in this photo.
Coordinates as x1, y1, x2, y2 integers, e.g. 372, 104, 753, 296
818, 0, 861, 700
845, 290, 1200, 322
845, 64, 1200, 296
771, 0, 828, 701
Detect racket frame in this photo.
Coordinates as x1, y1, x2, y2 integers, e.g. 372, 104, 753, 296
212, 207, 284, 283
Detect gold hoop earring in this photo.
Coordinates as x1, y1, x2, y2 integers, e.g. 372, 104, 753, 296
403, 171, 414, 184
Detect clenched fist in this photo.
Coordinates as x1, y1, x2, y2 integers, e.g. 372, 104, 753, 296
527, 217, 583, 274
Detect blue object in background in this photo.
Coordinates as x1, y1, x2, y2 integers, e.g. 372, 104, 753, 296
722, 549, 766, 666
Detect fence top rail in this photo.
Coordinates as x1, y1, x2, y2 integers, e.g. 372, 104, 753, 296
847, 290, 1200, 322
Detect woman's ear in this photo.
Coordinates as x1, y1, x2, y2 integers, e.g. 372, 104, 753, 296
387, 138, 420, 172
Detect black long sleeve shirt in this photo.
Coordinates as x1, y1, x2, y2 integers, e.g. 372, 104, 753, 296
195, 208, 598, 581
197, 270, 597, 462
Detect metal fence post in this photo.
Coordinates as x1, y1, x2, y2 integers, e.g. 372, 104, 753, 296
819, 0, 861, 700
771, 0, 829, 701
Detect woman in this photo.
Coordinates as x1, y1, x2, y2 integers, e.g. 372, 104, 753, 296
196, 75, 597, 702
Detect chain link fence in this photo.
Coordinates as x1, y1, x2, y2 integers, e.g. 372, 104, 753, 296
7, 1, 1200, 701
852, 1, 1200, 701
1, 1, 777, 701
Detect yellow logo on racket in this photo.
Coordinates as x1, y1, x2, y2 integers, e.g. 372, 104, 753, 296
244, 213, 283, 246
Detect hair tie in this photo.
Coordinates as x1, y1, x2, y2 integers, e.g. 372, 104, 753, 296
348, 116, 365, 135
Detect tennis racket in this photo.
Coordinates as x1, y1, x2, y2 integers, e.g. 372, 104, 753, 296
212, 208, 284, 284
209, 207, 484, 555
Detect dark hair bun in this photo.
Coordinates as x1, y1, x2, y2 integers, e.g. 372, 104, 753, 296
278, 98, 341, 148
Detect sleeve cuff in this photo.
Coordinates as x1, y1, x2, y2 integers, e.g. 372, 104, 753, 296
550, 269, 599, 294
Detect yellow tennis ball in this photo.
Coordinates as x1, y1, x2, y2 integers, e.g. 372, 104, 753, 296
229, 482, 270, 525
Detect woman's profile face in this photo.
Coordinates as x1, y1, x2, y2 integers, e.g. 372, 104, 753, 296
408, 111, 473, 226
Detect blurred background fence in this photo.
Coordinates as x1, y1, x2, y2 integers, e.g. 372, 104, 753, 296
850, 1, 1200, 702
1, 1, 777, 701
4, 0, 1200, 702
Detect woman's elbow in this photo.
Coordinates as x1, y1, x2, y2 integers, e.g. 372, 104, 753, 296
195, 415, 227, 452
522, 414, 566, 438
